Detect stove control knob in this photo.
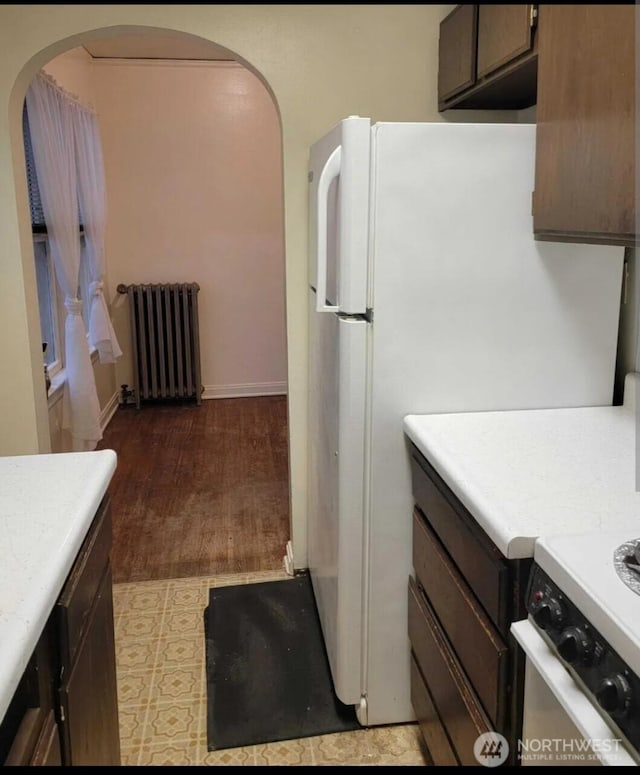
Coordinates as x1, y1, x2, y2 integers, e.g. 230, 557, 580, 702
557, 627, 594, 665
532, 597, 566, 631
596, 674, 632, 716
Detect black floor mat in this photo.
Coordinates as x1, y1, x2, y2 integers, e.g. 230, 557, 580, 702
204, 572, 361, 750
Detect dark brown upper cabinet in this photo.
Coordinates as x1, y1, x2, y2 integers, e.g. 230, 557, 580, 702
476, 5, 535, 79
438, 4, 538, 111
533, 5, 637, 247
438, 5, 478, 102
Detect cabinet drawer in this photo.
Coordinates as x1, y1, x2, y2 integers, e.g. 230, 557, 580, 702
410, 655, 458, 766
56, 497, 111, 672
413, 511, 508, 727
408, 577, 492, 766
409, 448, 508, 633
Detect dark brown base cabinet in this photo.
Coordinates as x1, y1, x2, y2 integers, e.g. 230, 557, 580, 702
407, 443, 531, 767
1, 496, 121, 766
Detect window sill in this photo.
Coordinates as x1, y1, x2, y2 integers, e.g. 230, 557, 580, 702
46, 348, 99, 410
47, 370, 66, 409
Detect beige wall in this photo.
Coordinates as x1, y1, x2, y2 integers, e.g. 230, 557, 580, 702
0, 3, 524, 568
91, 59, 287, 398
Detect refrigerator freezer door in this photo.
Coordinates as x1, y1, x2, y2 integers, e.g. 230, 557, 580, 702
307, 289, 368, 705
308, 116, 370, 314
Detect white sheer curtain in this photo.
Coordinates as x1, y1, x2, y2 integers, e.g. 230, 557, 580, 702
25, 72, 102, 450
72, 106, 122, 363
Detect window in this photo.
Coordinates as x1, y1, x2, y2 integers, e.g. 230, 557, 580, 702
24, 101, 61, 382
33, 235, 62, 374
24, 103, 91, 387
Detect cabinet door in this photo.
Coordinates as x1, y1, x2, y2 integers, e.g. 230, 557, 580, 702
56, 497, 111, 673
477, 5, 535, 79
58, 564, 120, 766
533, 5, 636, 246
30, 710, 62, 766
438, 5, 477, 103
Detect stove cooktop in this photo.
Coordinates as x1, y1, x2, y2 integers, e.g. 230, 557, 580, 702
615, 538, 640, 596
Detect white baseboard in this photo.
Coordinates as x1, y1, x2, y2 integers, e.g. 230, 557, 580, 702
202, 382, 287, 399
100, 391, 120, 432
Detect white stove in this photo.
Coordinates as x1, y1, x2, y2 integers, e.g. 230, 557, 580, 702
513, 527, 640, 766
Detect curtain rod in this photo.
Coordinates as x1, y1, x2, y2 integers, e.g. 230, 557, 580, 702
35, 70, 97, 116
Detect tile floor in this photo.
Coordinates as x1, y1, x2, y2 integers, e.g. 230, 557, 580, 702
112, 569, 428, 766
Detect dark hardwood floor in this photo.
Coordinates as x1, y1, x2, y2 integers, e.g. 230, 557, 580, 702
97, 396, 290, 583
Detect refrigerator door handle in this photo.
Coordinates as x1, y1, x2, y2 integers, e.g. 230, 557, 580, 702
316, 146, 341, 313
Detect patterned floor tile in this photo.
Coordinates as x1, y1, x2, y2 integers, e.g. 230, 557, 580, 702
115, 637, 159, 672
254, 737, 314, 766
117, 704, 149, 749
113, 582, 168, 615
156, 634, 205, 668
366, 724, 429, 765
165, 579, 209, 609
310, 725, 428, 766
119, 745, 142, 766
116, 609, 165, 641
134, 740, 203, 765
244, 569, 290, 584
143, 699, 205, 745
114, 572, 427, 767
150, 663, 206, 704
204, 572, 250, 589
160, 605, 207, 639
116, 668, 154, 706
201, 744, 256, 766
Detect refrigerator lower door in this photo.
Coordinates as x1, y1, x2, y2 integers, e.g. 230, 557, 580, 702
307, 289, 367, 706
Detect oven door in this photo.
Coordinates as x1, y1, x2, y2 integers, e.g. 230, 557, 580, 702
511, 620, 638, 767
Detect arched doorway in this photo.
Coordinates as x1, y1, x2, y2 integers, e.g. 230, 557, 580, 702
14, 26, 291, 582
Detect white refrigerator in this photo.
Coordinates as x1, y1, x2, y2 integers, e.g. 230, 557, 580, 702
306, 117, 624, 727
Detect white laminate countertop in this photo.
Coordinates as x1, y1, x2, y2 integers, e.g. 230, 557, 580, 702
403, 376, 640, 561
0, 449, 117, 722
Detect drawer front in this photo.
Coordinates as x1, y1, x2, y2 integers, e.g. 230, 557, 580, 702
56, 497, 111, 672
408, 576, 492, 766
409, 449, 508, 633
410, 655, 458, 766
413, 511, 508, 727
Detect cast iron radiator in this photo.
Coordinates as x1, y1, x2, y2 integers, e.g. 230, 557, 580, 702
117, 282, 202, 409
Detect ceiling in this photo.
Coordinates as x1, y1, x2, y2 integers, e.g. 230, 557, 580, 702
83, 34, 236, 62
